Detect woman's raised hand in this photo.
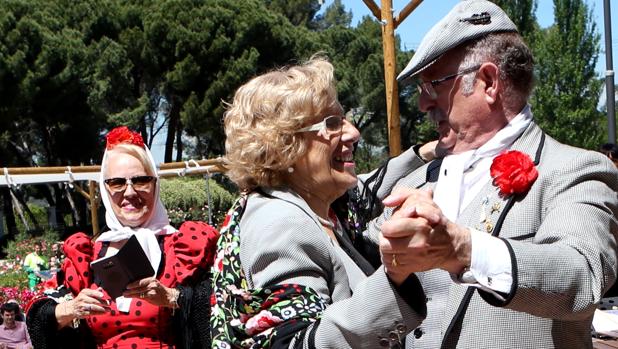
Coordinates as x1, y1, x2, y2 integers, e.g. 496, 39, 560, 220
55, 287, 110, 328
123, 277, 179, 309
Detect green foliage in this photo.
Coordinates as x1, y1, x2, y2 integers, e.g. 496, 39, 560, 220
0, 270, 29, 290
492, 0, 539, 40
313, 0, 352, 30
3, 230, 60, 262
13, 203, 47, 234
312, 14, 425, 153
0, 0, 106, 167
125, 0, 319, 160
0, 212, 56, 304
0, 0, 607, 179
354, 141, 388, 175
530, 0, 603, 149
263, 0, 321, 27
159, 177, 235, 228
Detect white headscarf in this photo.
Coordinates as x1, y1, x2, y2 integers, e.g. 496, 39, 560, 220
96, 141, 176, 311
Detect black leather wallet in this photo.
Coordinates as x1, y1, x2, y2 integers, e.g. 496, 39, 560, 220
90, 235, 155, 298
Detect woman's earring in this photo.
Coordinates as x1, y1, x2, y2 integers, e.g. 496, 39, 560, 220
287, 167, 294, 173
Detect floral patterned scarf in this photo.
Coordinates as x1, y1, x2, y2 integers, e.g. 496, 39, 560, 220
210, 194, 327, 348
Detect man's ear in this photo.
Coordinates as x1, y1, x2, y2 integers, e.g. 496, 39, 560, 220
477, 63, 500, 104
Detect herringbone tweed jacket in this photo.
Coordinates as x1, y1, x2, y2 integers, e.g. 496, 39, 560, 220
367, 121, 618, 349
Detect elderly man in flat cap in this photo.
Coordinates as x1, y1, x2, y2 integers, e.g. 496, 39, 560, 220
366, 0, 618, 348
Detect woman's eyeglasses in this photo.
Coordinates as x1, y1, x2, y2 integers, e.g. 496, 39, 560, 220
104, 175, 156, 193
296, 115, 345, 135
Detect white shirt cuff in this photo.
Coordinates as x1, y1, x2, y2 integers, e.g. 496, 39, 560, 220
452, 229, 513, 297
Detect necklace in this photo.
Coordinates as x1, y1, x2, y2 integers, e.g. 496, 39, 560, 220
317, 215, 335, 229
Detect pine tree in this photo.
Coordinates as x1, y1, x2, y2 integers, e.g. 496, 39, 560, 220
531, 0, 603, 149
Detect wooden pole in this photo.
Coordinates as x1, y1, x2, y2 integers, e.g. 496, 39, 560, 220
395, 0, 423, 27
362, 1, 422, 157
0, 158, 225, 175
88, 180, 99, 237
157, 157, 224, 170
381, 0, 402, 156
0, 165, 101, 175
72, 183, 91, 201
362, 0, 381, 20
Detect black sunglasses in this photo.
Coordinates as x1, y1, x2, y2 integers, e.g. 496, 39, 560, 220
104, 175, 156, 193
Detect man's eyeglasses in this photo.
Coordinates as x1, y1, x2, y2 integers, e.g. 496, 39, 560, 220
104, 175, 156, 193
416, 64, 481, 100
296, 115, 345, 136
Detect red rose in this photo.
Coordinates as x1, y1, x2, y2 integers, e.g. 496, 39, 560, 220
490, 150, 538, 196
106, 126, 145, 149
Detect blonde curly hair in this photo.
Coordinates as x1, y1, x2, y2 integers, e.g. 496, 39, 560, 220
224, 57, 340, 191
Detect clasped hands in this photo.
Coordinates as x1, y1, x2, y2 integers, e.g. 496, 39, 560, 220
379, 188, 472, 286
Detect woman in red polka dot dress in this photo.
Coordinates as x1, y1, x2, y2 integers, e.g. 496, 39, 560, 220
25, 127, 219, 349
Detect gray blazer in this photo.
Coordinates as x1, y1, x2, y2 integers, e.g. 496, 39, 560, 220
239, 186, 426, 349
368, 121, 618, 348
358, 145, 427, 200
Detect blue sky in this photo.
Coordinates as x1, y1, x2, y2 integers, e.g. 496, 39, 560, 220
330, 0, 617, 76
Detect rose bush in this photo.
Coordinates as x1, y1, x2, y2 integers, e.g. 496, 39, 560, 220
1, 230, 61, 306
160, 176, 235, 228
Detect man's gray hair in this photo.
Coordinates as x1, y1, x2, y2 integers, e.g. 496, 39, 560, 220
459, 32, 534, 111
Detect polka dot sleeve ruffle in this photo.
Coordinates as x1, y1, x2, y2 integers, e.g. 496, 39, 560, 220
170, 221, 219, 284
62, 233, 94, 294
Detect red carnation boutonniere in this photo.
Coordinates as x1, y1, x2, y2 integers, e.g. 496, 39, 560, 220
490, 150, 538, 197
106, 126, 145, 149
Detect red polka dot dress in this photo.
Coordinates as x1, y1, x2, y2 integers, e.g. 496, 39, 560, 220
61, 221, 218, 349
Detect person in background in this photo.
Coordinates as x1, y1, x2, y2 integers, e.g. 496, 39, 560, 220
26, 126, 219, 349
50, 242, 64, 263
216, 56, 427, 348
47, 242, 64, 277
366, 1, 618, 348
600, 143, 618, 167
22, 241, 47, 291
0, 302, 32, 349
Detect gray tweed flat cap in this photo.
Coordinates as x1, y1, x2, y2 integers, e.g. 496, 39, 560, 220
397, 0, 518, 83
